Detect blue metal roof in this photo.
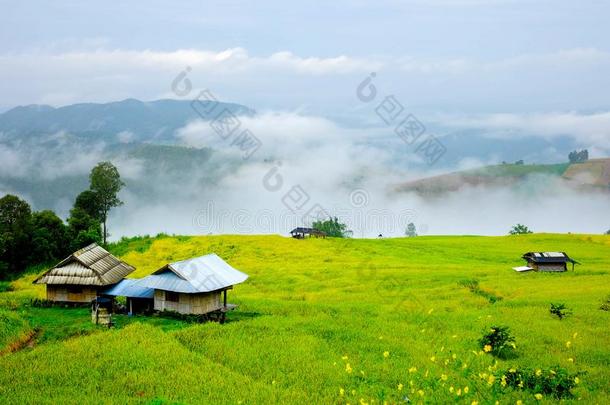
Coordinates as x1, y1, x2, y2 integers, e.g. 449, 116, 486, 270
135, 253, 248, 293
102, 279, 155, 299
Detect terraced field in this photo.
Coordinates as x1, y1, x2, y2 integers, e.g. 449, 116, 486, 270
0, 234, 609, 404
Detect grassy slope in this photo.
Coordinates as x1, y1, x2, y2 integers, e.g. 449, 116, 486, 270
0, 234, 609, 404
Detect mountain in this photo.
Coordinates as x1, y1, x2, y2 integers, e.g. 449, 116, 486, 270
395, 158, 610, 195
0, 99, 255, 142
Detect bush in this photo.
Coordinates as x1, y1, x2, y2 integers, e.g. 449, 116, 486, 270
509, 224, 533, 235
600, 295, 610, 311
0, 281, 13, 293
496, 366, 584, 399
550, 303, 572, 319
479, 325, 517, 359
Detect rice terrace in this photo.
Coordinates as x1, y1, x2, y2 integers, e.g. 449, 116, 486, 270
1, 234, 609, 403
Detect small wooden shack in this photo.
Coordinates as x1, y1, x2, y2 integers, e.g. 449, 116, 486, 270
290, 227, 326, 239
33, 243, 135, 303
135, 253, 248, 318
520, 252, 579, 272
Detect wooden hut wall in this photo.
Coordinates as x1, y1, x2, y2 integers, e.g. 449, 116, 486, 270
154, 290, 222, 314
47, 285, 98, 303
537, 263, 567, 272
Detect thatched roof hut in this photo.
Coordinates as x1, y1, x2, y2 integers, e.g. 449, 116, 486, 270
34, 243, 135, 303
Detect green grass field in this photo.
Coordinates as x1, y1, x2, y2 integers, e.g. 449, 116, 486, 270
0, 234, 609, 404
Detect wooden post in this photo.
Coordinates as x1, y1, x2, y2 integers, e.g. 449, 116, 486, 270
223, 289, 227, 308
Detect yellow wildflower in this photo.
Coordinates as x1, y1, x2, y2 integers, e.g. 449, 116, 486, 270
568, 357, 574, 363
409, 367, 417, 373
345, 363, 353, 374
397, 383, 403, 391
566, 341, 572, 348
352, 389, 356, 395
534, 393, 543, 400
360, 370, 365, 376
516, 401, 523, 405
509, 368, 517, 373
418, 390, 424, 397
449, 386, 454, 393
342, 355, 349, 361
428, 308, 434, 314
573, 332, 578, 339
535, 369, 542, 376
501, 375, 507, 387
462, 363, 469, 369
452, 353, 457, 359
272, 380, 276, 385
457, 388, 462, 396
340, 388, 345, 396
574, 377, 580, 384
518, 381, 524, 388
430, 356, 436, 362
487, 375, 496, 386
441, 374, 448, 381
484, 345, 493, 353
464, 386, 469, 394
383, 351, 390, 358
452, 335, 458, 338
472, 402, 479, 405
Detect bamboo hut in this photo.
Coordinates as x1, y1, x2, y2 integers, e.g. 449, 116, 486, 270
516, 252, 579, 272
135, 253, 248, 318
33, 243, 135, 303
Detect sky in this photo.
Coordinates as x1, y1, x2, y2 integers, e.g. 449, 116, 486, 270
1, 1, 610, 237
1, 0, 609, 118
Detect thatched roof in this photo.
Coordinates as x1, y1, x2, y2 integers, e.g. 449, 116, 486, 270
34, 243, 135, 286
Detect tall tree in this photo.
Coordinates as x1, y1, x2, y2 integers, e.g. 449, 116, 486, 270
0, 194, 32, 276
74, 190, 102, 220
67, 207, 102, 251
406, 223, 418, 237
312, 217, 351, 238
89, 162, 125, 244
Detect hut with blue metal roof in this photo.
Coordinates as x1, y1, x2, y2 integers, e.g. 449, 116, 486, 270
133, 253, 248, 319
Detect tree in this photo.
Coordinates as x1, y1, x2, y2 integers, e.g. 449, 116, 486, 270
67, 207, 102, 251
509, 224, 533, 235
89, 162, 125, 244
0, 194, 32, 277
74, 190, 102, 220
606, 229, 610, 235
569, 149, 589, 164
406, 223, 418, 237
312, 217, 351, 238
30, 210, 69, 263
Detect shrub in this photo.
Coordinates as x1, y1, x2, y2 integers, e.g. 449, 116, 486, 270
479, 325, 516, 359
509, 224, 533, 235
496, 366, 584, 399
0, 281, 13, 293
550, 303, 572, 319
600, 295, 610, 311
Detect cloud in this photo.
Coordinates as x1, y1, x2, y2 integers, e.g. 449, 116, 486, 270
445, 111, 610, 153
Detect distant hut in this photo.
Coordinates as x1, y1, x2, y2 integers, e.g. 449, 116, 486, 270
290, 227, 326, 239
33, 243, 135, 303
519, 252, 579, 272
136, 254, 248, 319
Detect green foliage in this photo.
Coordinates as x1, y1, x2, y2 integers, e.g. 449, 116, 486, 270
569, 149, 589, 164
496, 366, 583, 399
0, 308, 30, 353
89, 161, 125, 244
479, 326, 517, 359
0, 281, 13, 292
600, 295, 610, 311
0, 194, 32, 277
29, 210, 69, 263
509, 224, 533, 235
74, 190, 102, 220
312, 216, 351, 238
67, 207, 102, 251
549, 303, 572, 320
405, 222, 418, 237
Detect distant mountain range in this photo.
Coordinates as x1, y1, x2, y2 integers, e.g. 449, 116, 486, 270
0, 98, 254, 143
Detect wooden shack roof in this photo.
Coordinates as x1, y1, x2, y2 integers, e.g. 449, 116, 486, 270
523, 252, 578, 264
135, 253, 248, 294
34, 243, 135, 286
